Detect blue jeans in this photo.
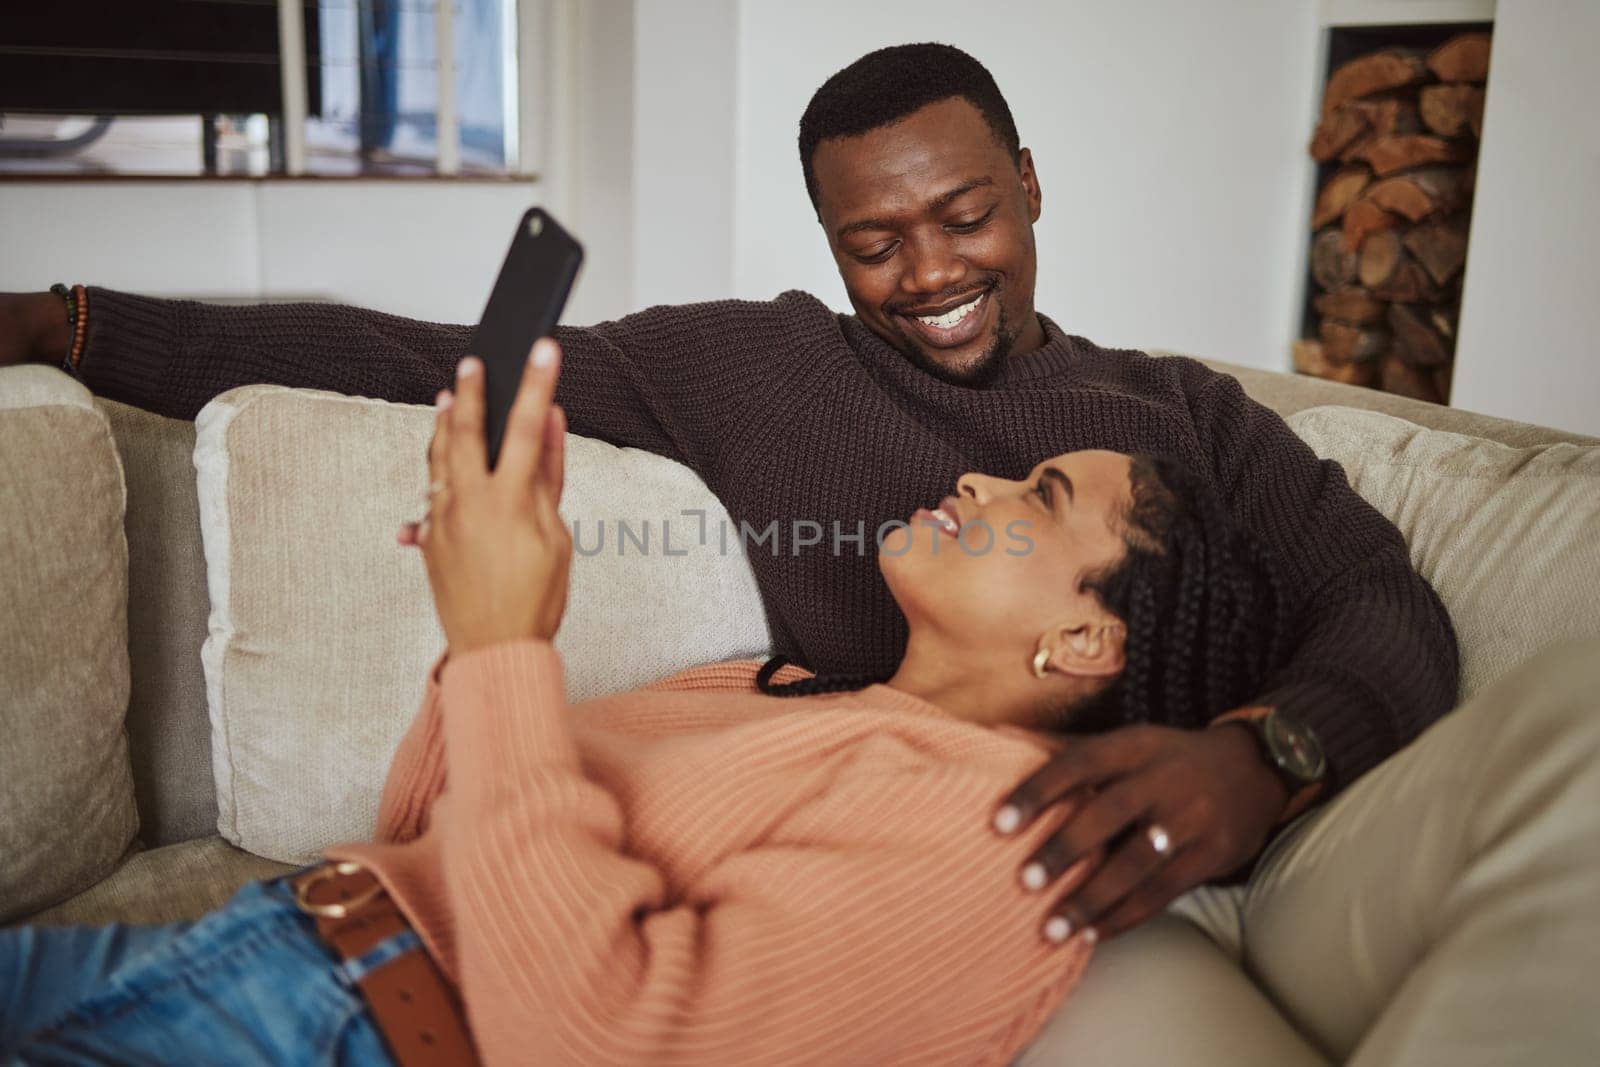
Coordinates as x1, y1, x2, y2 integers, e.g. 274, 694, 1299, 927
1, 869, 399, 1065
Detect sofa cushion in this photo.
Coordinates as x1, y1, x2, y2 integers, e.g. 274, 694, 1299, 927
18, 835, 297, 928
1014, 912, 1327, 1066
95, 399, 217, 849
193, 385, 770, 864
1286, 405, 1600, 701
1193, 357, 1597, 450
0, 366, 139, 922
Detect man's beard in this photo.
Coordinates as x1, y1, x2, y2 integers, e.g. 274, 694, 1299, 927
889, 298, 1017, 389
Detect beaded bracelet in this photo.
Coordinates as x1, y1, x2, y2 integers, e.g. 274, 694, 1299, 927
50, 282, 90, 373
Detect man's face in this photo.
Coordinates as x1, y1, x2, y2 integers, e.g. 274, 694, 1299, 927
812, 96, 1044, 385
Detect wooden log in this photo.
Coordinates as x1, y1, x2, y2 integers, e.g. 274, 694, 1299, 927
1376, 260, 1449, 303
1430, 302, 1461, 342
1403, 215, 1471, 286
1358, 230, 1404, 289
1314, 286, 1388, 327
1382, 260, 1459, 302
1311, 105, 1372, 162
1294, 339, 1379, 387
1366, 167, 1472, 222
1312, 227, 1360, 291
1420, 84, 1487, 138
1353, 134, 1473, 177
1336, 98, 1423, 163
1359, 231, 1449, 302
1320, 318, 1391, 363
1433, 362, 1454, 402
1323, 49, 1429, 117
1342, 198, 1401, 252
1381, 353, 1444, 403
1313, 96, 1418, 161
1427, 32, 1492, 83
1292, 339, 1320, 374
1388, 303, 1453, 367
1312, 165, 1373, 228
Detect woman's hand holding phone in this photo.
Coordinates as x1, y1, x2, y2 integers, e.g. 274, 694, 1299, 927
398, 338, 572, 655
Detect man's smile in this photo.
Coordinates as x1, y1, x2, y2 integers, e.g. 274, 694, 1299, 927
896, 286, 993, 349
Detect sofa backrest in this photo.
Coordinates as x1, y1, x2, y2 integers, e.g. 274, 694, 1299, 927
0, 367, 139, 921
101, 360, 1599, 850
1285, 404, 1600, 703
1192, 357, 1598, 449
190, 385, 771, 863
96, 400, 216, 846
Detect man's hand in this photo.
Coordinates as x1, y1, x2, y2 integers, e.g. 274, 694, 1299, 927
993, 719, 1290, 945
398, 338, 572, 655
0, 292, 71, 368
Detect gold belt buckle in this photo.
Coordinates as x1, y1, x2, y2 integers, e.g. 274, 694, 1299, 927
293, 860, 385, 919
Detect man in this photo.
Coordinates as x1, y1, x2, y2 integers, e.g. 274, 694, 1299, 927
2, 45, 1456, 951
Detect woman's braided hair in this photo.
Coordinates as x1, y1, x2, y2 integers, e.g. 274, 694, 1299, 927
757, 454, 1296, 733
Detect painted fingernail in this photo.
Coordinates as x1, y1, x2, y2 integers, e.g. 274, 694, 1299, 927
1021, 863, 1048, 892
531, 339, 555, 367
457, 357, 481, 379
1078, 926, 1099, 947
1044, 916, 1072, 944
435, 390, 453, 410
993, 806, 1020, 835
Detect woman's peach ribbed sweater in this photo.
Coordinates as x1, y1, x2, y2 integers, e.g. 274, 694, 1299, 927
325, 640, 1095, 1065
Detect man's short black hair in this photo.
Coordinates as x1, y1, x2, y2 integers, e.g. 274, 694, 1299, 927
798, 42, 1021, 213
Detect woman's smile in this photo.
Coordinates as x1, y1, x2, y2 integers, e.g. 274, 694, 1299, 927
910, 496, 964, 538
910, 506, 959, 538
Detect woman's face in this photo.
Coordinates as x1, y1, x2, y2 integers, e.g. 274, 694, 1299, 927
881, 449, 1135, 680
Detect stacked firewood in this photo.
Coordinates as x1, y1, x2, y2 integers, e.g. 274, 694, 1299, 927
1295, 31, 1490, 404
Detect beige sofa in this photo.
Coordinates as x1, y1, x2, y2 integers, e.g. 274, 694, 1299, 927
3, 353, 1597, 1065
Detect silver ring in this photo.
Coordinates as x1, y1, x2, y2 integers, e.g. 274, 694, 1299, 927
1145, 823, 1172, 856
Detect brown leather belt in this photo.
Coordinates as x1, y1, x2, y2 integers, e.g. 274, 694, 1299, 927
291, 861, 479, 1066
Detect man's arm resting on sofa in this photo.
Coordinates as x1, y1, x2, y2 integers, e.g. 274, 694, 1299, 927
1185, 361, 1462, 797
0, 290, 72, 368
50, 286, 752, 468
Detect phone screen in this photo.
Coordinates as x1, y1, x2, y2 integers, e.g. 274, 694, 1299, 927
469, 207, 584, 469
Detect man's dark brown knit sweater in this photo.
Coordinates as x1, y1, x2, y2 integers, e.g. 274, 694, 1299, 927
78, 286, 1458, 798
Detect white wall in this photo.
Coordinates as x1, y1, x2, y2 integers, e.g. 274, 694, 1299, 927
560, 0, 636, 325
0, 179, 547, 321
1451, 0, 1600, 437
733, 0, 1322, 372
631, 0, 738, 309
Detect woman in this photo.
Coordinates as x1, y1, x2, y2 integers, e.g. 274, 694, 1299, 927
2, 340, 1290, 1065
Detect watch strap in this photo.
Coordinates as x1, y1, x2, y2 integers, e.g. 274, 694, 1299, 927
1208, 706, 1325, 825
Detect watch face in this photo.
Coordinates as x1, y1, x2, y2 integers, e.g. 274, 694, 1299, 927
1263, 712, 1327, 782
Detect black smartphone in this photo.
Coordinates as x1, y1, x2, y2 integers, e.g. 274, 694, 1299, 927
469, 207, 584, 469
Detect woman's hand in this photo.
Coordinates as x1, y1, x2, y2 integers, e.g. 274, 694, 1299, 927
992, 719, 1291, 945
398, 339, 572, 655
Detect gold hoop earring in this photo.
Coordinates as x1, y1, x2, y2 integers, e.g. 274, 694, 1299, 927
1031, 646, 1051, 680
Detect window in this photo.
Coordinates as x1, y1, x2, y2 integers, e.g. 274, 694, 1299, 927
0, 1, 520, 177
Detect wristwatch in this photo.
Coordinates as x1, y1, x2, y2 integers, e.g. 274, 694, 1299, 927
1208, 706, 1328, 824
